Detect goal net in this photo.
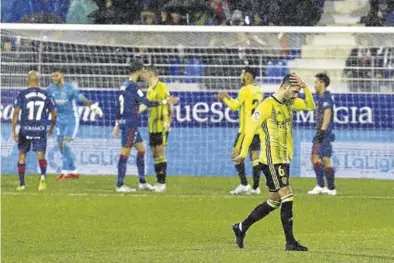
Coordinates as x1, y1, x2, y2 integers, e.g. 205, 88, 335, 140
1, 24, 393, 179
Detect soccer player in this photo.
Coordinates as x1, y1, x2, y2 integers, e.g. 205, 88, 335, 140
12, 70, 57, 191
144, 66, 174, 192
232, 73, 316, 251
216, 66, 263, 195
47, 68, 103, 180
308, 73, 337, 195
112, 61, 178, 193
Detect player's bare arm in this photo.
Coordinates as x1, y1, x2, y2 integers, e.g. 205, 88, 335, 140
11, 106, 20, 143
48, 109, 57, 137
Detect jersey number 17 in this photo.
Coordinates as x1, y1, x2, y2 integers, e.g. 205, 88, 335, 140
26, 101, 45, 120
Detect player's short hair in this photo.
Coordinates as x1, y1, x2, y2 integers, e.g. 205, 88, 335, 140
315, 72, 330, 87
280, 73, 293, 88
145, 66, 158, 76
244, 66, 257, 79
129, 60, 145, 73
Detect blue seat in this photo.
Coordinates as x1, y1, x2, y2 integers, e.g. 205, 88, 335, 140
183, 58, 205, 83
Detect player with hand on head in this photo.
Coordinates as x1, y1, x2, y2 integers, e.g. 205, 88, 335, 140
12, 70, 57, 191
112, 61, 178, 193
308, 73, 337, 196
215, 66, 263, 195
143, 66, 178, 192
232, 73, 315, 251
47, 68, 103, 180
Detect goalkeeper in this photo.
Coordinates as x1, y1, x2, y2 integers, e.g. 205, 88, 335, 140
47, 68, 103, 180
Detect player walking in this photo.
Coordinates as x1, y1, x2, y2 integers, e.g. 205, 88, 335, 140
232, 73, 315, 251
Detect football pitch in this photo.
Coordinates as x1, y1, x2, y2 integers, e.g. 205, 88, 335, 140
1, 175, 394, 263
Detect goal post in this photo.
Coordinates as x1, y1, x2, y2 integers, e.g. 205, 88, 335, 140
1, 24, 393, 179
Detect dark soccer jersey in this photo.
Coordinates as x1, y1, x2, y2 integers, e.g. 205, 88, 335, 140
316, 91, 334, 133
116, 80, 158, 129
14, 87, 55, 138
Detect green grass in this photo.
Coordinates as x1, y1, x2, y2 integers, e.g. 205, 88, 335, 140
2, 175, 394, 263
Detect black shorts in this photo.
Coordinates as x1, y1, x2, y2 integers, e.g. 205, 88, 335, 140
233, 133, 260, 151
260, 163, 290, 192
18, 134, 47, 153
149, 132, 169, 147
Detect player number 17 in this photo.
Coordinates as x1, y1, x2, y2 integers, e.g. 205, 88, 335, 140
26, 101, 44, 121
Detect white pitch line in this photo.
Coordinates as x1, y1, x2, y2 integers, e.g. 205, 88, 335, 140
2, 192, 394, 200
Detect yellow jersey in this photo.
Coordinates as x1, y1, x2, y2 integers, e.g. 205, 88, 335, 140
146, 81, 170, 133
223, 84, 263, 134
240, 87, 316, 164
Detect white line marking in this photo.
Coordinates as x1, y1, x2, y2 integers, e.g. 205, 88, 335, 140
2, 192, 394, 200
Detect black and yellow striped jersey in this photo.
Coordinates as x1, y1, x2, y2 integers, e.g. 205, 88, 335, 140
146, 81, 170, 133
240, 87, 316, 164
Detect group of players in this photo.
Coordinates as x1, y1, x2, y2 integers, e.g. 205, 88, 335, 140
213, 67, 337, 251
12, 60, 178, 193
218, 68, 337, 197
12, 60, 337, 251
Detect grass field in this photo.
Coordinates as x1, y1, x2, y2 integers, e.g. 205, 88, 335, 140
1, 175, 394, 263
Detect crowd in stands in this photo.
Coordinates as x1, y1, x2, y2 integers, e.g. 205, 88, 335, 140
1, 0, 325, 26
360, 0, 394, 26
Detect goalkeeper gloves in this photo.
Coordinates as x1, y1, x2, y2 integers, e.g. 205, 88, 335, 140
90, 103, 103, 118
315, 130, 326, 144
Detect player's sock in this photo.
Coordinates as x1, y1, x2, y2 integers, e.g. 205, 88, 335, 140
62, 141, 72, 171
252, 160, 260, 189
117, 154, 128, 187
241, 199, 280, 232
160, 157, 167, 184
324, 167, 335, 190
155, 156, 167, 184
154, 157, 162, 183
137, 151, 146, 184
235, 162, 248, 186
313, 162, 325, 187
38, 159, 47, 178
17, 163, 26, 186
280, 194, 297, 244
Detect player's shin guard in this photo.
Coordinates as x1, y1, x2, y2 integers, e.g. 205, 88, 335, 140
324, 167, 335, 190
280, 194, 296, 244
117, 154, 128, 187
235, 162, 248, 186
17, 163, 26, 186
313, 162, 325, 187
39, 159, 47, 177
136, 151, 146, 183
241, 199, 280, 233
252, 160, 260, 189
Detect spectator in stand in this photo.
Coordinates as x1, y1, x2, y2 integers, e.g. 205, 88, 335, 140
66, 0, 98, 24
170, 12, 184, 25
344, 43, 377, 92
141, 11, 157, 25
209, 0, 231, 25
